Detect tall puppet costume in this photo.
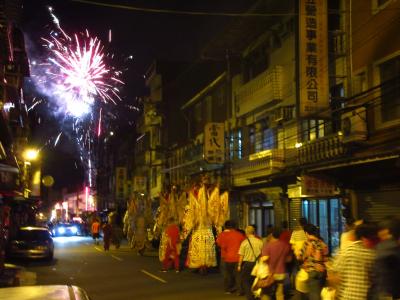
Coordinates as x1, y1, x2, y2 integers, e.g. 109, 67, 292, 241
157, 187, 187, 265
182, 182, 229, 273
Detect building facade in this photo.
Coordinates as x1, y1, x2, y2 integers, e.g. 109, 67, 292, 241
131, 0, 400, 250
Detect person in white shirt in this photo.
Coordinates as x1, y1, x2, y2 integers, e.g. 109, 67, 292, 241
238, 225, 263, 300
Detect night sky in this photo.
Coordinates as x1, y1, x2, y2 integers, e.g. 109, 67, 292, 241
21, 0, 257, 190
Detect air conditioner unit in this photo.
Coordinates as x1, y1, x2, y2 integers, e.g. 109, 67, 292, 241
341, 107, 367, 143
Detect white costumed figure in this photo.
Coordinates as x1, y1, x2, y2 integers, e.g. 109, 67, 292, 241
183, 182, 229, 272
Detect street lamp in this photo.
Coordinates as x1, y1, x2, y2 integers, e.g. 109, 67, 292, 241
23, 148, 39, 161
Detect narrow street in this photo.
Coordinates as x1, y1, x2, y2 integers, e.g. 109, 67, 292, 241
10, 237, 239, 300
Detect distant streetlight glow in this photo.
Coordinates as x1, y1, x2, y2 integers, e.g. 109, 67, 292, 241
24, 149, 39, 161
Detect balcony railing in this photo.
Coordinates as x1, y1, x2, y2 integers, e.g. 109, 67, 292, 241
231, 149, 287, 185
293, 134, 345, 166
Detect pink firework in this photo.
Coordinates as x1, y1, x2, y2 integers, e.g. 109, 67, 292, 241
42, 30, 123, 117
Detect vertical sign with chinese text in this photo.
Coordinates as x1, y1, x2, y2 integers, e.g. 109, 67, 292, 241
204, 123, 225, 164
299, 0, 329, 117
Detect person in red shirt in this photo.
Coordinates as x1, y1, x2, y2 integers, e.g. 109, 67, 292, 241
261, 228, 292, 300
161, 217, 181, 272
216, 220, 245, 295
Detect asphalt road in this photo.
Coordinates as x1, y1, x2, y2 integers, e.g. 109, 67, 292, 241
8, 236, 243, 300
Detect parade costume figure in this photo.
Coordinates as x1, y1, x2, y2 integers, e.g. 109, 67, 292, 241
123, 195, 153, 255
161, 218, 181, 272
182, 183, 230, 272
157, 187, 187, 263
123, 199, 137, 249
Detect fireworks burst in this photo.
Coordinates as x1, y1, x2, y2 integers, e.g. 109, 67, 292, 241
28, 7, 126, 194
41, 31, 123, 118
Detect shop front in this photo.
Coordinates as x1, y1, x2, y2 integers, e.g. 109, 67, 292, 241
288, 175, 343, 252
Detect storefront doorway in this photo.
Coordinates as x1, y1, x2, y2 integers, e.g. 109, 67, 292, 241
248, 201, 274, 237
301, 198, 342, 252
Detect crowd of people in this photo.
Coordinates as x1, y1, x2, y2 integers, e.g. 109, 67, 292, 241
224, 217, 400, 300
211, 216, 400, 300
88, 212, 400, 300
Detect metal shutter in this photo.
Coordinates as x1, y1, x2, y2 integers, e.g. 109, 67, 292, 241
357, 189, 400, 223
289, 198, 302, 229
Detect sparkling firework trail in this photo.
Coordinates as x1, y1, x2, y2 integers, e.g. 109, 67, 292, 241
48, 6, 70, 40
27, 98, 43, 111
97, 108, 102, 137
54, 132, 62, 147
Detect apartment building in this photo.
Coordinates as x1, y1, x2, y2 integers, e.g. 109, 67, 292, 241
134, 0, 400, 251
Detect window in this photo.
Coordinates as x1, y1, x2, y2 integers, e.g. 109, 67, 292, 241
237, 129, 243, 159
262, 127, 275, 150
301, 198, 342, 251
249, 126, 255, 154
379, 55, 400, 122
249, 200, 274, 237
229, 131, 235, 160
353, 72, 367, 95
229, 129, 243, 160
255, 125, 263, 153
302, 119, 325, 142
243, 41, 270, 83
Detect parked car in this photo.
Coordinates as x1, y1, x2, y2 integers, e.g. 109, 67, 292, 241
52, 223, 80, 237
0, 285, 91, 300
7, 227, 54, 260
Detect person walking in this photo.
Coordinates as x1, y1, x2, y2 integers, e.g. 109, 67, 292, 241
102, 222, 112, 251
260, 228, 292, 300
290, 218, 308, 257
371, 216, 400, 300
91, 218, 100, 245
216, 220, 245, 295
238, 225, 263, 300
332, 223, 377, 300
297, 224, 328, 300
161, 217, 181, 272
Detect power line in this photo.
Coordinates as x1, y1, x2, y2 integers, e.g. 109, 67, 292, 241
71, 0, 295, 17
71, 0, 400, 17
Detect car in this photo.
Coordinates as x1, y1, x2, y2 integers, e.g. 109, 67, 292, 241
7, 227, 54, 260
52, 223, 80, 237
0, 285, 91, 300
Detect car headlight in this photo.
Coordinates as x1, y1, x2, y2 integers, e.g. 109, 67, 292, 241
58, 227, 66, 234
70, 226, 78, 234
36, 246, 47, 250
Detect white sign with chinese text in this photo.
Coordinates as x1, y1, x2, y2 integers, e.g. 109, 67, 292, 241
204, 123, 225, 164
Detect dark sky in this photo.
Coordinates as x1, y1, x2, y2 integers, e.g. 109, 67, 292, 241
21, 0, 257, 190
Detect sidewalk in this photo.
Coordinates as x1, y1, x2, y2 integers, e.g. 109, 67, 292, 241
0, 264, 22, 287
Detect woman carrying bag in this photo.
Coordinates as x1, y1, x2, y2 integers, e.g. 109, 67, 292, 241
297, 224, 329, 300
258, 228, 292, 300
